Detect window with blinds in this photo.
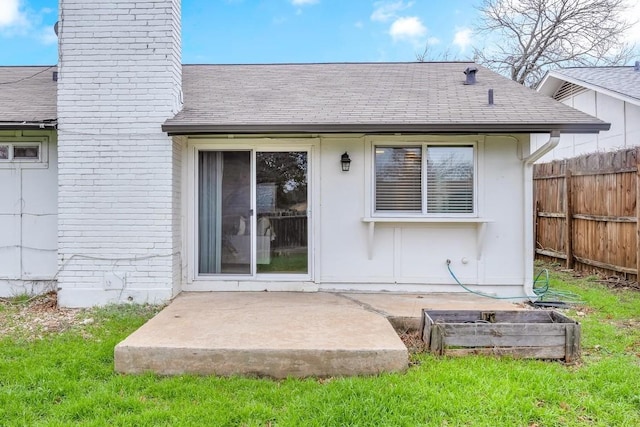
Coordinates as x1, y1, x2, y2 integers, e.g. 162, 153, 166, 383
375, 147, 422, 211
426, 146, 474, 213
374, 144, 474, 214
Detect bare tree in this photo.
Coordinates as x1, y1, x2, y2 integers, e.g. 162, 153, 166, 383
415, 44, 454, 62
475, 0, 635, 86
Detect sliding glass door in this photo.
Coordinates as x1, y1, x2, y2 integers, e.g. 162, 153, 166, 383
256, 152, 308, 275
198, 151, 252, 275
197, 149, 309, 277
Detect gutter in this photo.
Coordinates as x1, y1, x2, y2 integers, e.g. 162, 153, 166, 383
521, 130, 561, 300
162, 122, 609, 136
0, 121, 57, 130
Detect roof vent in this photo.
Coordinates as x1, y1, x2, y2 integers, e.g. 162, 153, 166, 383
635, 61, 640, 71
488, 89, 494, 105
553, 81, 586, 101
52, 71, 58, 82
464, 66, 478, 85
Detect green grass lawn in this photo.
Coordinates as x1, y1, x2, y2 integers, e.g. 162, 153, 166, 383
1, 267, 639, 426
257, 252, 308, 274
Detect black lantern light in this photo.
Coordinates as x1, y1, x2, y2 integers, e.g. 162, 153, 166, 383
341, 152, 351, 172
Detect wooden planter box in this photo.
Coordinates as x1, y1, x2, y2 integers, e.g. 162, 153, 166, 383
421, 310, 580, 362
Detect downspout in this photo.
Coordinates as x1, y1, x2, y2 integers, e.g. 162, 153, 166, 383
522, 131, 561, 299
523, 130, 560, 165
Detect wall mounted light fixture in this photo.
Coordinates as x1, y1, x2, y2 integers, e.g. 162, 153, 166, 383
341, 152, 351, 172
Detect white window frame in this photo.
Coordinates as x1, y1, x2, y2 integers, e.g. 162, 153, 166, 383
0, 137, 48, 169
366, 136, 482, 218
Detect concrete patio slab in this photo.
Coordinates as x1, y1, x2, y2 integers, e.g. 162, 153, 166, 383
115, 291, 523, 378
115, 292, 409, 378
341, 292, 524, 332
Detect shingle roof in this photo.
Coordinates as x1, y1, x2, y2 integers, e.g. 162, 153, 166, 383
0, 66, 57, 127
164, 62, 608, 134
0, 62, 610, 134
546, 66, 640, 102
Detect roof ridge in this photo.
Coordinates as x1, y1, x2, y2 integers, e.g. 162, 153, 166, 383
181, 61, 475, 67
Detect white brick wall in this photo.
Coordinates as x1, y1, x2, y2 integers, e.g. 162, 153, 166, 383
57, 0, 182, 307
171, 136, 184, 295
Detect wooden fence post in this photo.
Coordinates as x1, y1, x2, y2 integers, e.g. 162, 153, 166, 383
565, 168, 574, 269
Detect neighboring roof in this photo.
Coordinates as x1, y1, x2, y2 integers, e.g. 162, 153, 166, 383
163, 62, 609, 135
538, 66, 640, 107
0, 66, 57, 129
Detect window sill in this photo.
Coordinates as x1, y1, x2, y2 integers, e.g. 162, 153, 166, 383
362, 217, 492, 224
361, 217, 492, 260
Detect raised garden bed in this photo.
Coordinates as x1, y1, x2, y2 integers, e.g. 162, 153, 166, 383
421, 310, 580, 362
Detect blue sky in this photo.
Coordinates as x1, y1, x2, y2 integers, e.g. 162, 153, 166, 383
2, 0, 640, 66
0, 0, 480, 65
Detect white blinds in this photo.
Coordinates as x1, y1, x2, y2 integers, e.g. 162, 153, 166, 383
375, 147, 422, 211
374, 145, 474, 214
426, 146, 474, 213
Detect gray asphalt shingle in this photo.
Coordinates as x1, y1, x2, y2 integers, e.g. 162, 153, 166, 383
0, 62, 608, 133
165, 62, 607, 134
550, 66, 640, 102
0, 66, 57, 124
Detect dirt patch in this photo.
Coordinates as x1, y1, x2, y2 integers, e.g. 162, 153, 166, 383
0, 292, 88, 340
597, 276, 640, 291
547, 263, 640, 292
398, 329, 427, 353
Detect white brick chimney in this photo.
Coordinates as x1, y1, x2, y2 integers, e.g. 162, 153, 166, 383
56, 0, 183, 306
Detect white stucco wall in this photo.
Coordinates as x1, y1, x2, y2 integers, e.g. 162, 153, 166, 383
532, 89, 640, 162
182, 134, 532, 298
56, 0, 183, 307
0, 130, 58, 297
318, 135, 527, 295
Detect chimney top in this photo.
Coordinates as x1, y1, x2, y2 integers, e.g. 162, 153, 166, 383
464, 66, 478, 85
635, 61, 640, 71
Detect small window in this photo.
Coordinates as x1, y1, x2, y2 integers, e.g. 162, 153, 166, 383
0, 142, 43, 163
13, 145, 40, 160
374, 144, 475, 215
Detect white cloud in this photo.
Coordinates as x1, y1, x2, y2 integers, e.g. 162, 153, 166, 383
0, 0, 58, 47
427, 36, 441, 45
453, 27, 472, 51
389, 16, 426, 42
371, 1, 413, 23
291, 0, 318, 5
39, 25, 57, 45
0, 0, 26, 29
354, 21, 364, 29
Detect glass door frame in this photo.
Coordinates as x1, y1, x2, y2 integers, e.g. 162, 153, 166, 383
187, 140, 314, 285
254, 148, 311, 281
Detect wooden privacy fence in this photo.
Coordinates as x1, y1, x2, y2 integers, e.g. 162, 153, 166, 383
533, 147, 640, 280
